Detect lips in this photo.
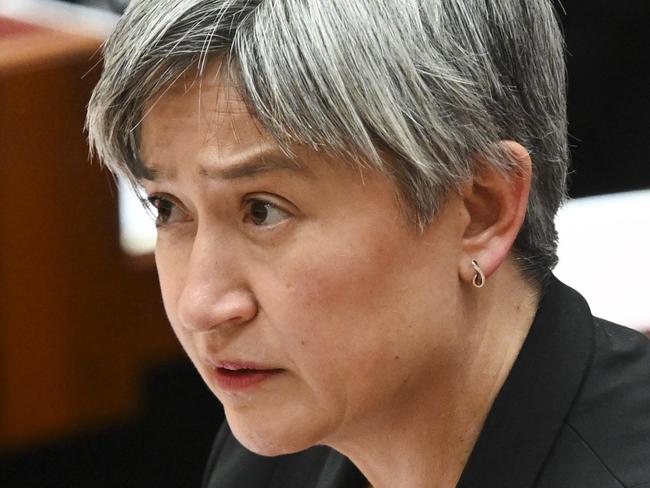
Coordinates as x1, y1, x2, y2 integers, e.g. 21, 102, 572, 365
217, 361, 273, 371
211, 360, 284, 391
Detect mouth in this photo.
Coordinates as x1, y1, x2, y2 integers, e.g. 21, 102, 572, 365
211, 361, 284, 391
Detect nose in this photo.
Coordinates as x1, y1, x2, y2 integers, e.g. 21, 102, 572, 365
175, 240, 258, 333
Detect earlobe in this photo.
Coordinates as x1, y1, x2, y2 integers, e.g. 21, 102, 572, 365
459, 141, 532, 286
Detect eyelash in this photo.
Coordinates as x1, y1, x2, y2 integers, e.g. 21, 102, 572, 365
145, 194, 182, 227
143, 194, 292, 229
242, 197, 292, 227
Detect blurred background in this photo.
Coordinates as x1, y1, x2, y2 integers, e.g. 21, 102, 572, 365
0, 0, 648, 487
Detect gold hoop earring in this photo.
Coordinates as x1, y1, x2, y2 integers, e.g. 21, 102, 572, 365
471, 259, 485, 288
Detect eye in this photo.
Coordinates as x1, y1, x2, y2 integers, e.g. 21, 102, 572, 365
145, 195, 187, 227
244, 198, 292, 227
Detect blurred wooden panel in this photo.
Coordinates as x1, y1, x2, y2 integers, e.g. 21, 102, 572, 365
0, 16, 42, 37
0, 22, 180, 449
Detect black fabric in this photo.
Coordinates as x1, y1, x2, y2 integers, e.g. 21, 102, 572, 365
455, 276, 595, 488
202, 276, 650, 488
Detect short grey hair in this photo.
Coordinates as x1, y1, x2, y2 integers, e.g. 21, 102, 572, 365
87, 0, 568, 285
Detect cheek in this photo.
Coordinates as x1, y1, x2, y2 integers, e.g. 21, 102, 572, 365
276, 226, 435, 340
277, 235, 400, 340
262, 223, 458, 413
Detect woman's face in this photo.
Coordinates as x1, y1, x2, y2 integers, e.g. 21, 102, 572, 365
140, 72, 468, 456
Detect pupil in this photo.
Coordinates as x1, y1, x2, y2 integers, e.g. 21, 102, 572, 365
251, 201, 269, 224
158, 201, 172, 222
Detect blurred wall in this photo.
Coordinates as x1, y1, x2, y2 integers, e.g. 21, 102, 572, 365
0, 16, 180, 450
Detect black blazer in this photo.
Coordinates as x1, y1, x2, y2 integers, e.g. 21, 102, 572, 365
202, 276, 650, 488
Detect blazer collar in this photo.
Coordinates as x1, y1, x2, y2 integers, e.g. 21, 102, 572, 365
456, 275, 595, 488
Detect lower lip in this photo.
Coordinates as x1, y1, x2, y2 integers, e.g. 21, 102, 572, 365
213, 368, 283, 391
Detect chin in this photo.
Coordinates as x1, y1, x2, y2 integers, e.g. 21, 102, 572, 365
226, 409, 329, 457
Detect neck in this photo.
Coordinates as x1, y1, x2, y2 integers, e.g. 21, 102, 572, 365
327, 262, 540, 488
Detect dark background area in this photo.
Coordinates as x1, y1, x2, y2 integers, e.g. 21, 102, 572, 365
559, 0, 650, 197
2, 359, 223, 488
1, 0, 648, 487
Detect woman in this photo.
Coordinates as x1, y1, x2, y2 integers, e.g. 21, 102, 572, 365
86, 1, 650, 487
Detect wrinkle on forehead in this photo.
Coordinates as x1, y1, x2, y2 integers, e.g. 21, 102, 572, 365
141, 57, 277, 160
139, 58, 311, 181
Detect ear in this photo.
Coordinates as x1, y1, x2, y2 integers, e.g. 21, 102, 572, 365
458, 141, 532, 286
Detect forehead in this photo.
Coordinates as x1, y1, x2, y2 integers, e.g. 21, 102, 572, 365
139, 62, 278, 171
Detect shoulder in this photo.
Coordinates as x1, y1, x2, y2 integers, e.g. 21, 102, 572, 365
539, 318, 650, 488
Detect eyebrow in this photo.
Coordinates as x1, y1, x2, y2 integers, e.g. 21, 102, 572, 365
199, 157, 309, 180
140, 165, 174, 181
141, 152, 312, 182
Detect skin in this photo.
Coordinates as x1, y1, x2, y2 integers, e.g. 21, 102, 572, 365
139, 64, 540, 488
